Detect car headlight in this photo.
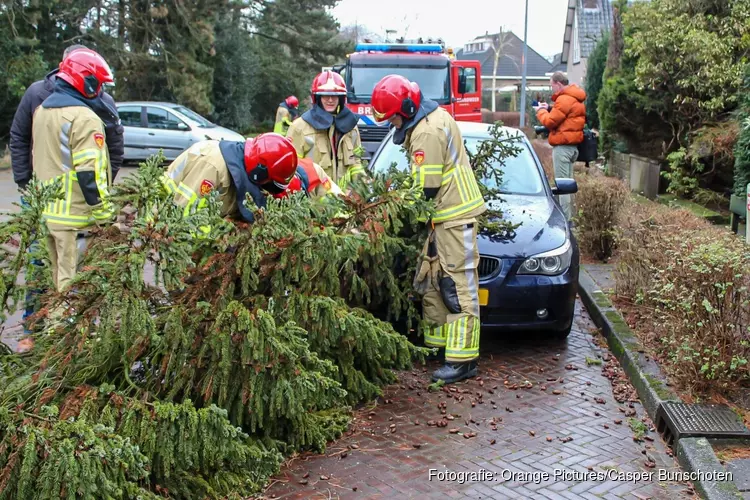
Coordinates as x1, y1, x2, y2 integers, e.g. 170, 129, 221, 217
517, 239, 572, 276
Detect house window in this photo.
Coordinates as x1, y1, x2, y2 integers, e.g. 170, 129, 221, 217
583, 0, 600, 9
572, 15, 581, 64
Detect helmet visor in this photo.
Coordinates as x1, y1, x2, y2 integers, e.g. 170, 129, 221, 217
372, 107, 391, 124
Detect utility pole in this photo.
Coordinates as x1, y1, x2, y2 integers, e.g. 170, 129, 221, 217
520, 0, 529, 127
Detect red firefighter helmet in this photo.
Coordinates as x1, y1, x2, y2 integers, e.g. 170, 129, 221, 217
243, 133, 298, 188
272, 175, 303, 199
371, 74, 422, 122
285, 95, 299, 108
311, 71, 347, 96
57, 48, 114, 99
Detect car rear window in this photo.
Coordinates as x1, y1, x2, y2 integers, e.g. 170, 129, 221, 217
371, 135, 546, 196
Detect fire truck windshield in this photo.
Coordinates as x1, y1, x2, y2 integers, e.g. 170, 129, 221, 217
348, 65, 450, 104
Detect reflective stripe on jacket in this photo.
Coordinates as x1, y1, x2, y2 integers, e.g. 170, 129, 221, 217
404, 107, 487, 224
32, 105, 113, 230
274, 106, 293, 135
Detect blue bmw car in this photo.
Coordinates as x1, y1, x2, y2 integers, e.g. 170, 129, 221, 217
369, 122, 580, 338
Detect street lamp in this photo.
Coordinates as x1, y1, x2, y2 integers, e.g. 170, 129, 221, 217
520, 0, 529, 127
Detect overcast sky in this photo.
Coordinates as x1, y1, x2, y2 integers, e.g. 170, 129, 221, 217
331, 0, 570, 60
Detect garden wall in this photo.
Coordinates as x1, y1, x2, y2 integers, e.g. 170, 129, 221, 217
608, 151, 661, 200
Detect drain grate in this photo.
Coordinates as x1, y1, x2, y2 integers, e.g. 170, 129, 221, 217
655, 402, 750, 445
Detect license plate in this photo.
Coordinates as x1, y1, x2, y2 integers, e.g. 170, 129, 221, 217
478, 288, 489, 306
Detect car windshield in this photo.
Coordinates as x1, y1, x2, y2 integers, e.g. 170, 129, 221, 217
173, 106, 215, 128
348, 65, 450, 102
371, 134, 545, 196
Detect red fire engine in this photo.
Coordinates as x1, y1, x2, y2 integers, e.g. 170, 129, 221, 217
331, 41, 482, 158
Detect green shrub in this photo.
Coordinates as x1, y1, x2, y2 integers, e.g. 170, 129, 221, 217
572, 172, 630, 261
734, 64, 750, 197
615, 201, 750, 394
584, 32, 609, 130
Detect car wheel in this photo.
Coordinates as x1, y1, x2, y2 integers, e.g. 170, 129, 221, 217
550, 320, 573, 339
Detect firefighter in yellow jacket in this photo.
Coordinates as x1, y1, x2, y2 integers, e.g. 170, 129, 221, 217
371, 75, 487, 384
273, 95, 299, 135
161, 133, 341, 224
32, 48, 115, 293
286, 71, 365, 188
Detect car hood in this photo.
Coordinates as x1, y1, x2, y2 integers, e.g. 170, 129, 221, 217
477, 194, 569, 258
202, 126, 245, 141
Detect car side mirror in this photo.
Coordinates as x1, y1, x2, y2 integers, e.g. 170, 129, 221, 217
177, 122, 189, 131
552, 178, 578, 195
458, 72, 467, 95
332, 64, 345, 74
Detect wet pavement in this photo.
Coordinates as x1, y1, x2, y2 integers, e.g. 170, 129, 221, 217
259, 302, 693, 500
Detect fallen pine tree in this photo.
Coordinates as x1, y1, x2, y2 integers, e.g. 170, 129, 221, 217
0, 124, 521, 499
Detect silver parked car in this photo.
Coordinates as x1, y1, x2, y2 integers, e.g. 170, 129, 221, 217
116, 101, 246, 163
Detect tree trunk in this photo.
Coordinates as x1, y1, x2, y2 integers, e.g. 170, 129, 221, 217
606, 5, 624, 77
118, 0, 126, 50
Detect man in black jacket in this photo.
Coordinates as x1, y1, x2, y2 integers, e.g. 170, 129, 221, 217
10, 44, 124, 190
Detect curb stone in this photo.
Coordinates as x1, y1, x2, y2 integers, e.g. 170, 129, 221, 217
578, 265, 742, 500
677, 438, 744, 500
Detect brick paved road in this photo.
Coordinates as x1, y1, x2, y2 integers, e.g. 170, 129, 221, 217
260, 302, 693, 500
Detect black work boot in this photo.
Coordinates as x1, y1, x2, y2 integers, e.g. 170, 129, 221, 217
432, 360, 478, 384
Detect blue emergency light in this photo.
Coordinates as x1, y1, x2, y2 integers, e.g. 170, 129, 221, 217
354, 43, 444, 53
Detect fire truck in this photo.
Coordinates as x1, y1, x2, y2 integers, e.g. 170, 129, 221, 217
330, 41, 483, 158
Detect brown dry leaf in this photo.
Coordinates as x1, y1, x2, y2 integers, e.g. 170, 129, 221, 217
449, 428, 460, 434
529, 430, 536, 437
490, 439, 496, 445
552, 390, 562, 395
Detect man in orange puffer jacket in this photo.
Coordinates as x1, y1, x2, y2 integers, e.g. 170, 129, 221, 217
534, 71, 586, 221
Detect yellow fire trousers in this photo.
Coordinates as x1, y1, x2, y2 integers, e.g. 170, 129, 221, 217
414, 219, 481, 362
46, 228, 89, 292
